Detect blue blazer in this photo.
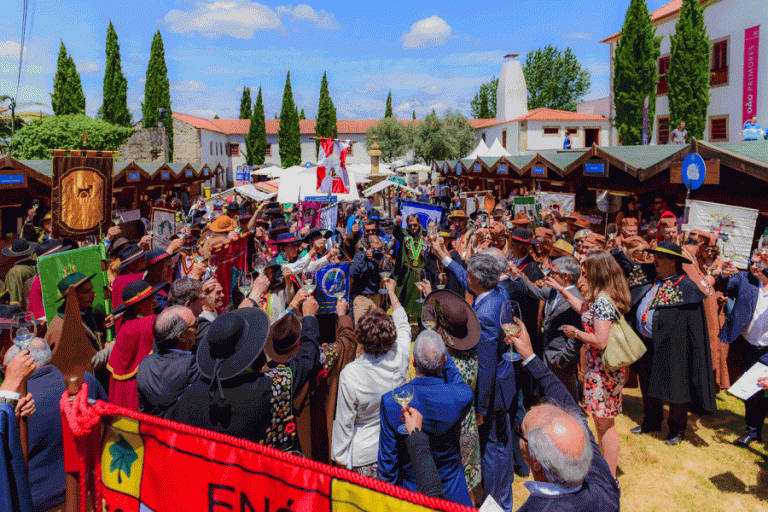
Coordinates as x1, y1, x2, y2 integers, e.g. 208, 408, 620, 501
718, 271, 760, 344
447, 260, 516, 415
378, 357, 473, 506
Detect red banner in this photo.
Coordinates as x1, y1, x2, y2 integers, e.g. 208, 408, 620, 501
743, 25, 760, 123
209, 233, 249, 306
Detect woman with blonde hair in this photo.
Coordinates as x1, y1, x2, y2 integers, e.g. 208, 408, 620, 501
545, 250, 631, 478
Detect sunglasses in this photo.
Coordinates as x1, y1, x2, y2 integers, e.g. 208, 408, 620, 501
408, 223, 420, 228
512, 422, 528, 444
365, 228, 377, 233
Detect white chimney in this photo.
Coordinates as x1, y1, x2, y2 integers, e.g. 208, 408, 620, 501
496, 54, 528, 123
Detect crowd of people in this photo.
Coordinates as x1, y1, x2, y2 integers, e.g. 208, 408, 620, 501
2, 184, 768, 512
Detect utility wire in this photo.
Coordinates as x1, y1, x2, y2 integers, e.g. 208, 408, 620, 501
16, 0, 29, 100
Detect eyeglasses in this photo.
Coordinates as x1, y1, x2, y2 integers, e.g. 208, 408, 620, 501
365, 229, 377, 233
408, 223, 420, 228
512, 422, 528, 444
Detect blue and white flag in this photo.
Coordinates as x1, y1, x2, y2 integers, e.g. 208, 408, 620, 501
398, 201, 445, 229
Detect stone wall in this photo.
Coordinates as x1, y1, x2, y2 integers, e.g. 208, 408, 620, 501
117, 127, 169, 162
173, 119, 201, 164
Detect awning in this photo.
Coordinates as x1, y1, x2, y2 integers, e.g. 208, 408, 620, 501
363, 179, 420, 197
253, 180, 280, 194
234, 184, 277, 201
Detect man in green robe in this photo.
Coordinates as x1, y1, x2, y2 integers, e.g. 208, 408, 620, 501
394, 214, 427, 318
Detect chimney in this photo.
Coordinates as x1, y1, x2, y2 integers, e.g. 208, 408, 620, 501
496, 53, 528, 123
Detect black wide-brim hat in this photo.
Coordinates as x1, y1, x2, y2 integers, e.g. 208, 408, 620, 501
302, 228, 332, 243
116, 246, 145, 273
2, 238, 36, 257
112, 281, 169, 316
648, 241, 693, 264
197, 307, 270, 381
422, 289, 480, 351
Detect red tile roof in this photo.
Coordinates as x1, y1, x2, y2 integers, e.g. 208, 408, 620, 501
472, 109, 607, 130
601, 0, 708, 44
174, 112, 494, 136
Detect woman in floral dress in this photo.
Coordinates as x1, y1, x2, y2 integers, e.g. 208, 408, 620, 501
545, 251, 631, 478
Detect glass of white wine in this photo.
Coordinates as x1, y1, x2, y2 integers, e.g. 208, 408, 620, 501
12, 312, 36, 350
392, 382, 415, 435
378, 257, 393, 295
238, 273, 253, 298
436, 272, 447, 290
300, 270, 317, 293
500, 300, 523, 362
252, 256, 268, 275
422, 305, 437, 330
415, 268, 427, 303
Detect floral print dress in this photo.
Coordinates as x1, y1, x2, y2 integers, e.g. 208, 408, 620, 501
451, 352, 481, 491
581, 294, 628, 418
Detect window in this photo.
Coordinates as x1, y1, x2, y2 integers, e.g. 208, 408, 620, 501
657, 56, 670, 95
657, 117, 670, 144
265, 144, 272, 157
481, 132, 486, 142
347, 144, 354, 157
543, 127, 559, 135
209, 141, 213, 155
711, 40, 728, 86
502, 130, 507, 148
227, 143, 240, 157
565, 127, 579, 136
709, 115, 728, 142
219, 142, 223, 156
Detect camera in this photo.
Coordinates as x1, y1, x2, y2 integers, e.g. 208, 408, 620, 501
372, 248, 384, 260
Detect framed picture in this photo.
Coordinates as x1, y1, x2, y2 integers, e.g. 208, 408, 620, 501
150, 207, 177, 249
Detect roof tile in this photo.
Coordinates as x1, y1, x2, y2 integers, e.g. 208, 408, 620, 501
601, 0, 708, 43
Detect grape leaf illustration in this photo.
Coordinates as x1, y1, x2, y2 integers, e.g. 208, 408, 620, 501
109, 435, 137, 484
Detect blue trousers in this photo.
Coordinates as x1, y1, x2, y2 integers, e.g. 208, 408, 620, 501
479, 410, 514, 512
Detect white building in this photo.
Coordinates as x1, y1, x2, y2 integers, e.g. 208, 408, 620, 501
601, 0, 768, 144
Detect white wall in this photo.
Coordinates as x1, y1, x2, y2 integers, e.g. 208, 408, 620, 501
526, 121, 610, 151
260, 133, 375, 167
477, 122, 520, 155
200, 130, 230, 184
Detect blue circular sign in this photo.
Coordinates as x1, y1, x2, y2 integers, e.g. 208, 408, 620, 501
305, 162, 312, 168
681, 153, 706, 190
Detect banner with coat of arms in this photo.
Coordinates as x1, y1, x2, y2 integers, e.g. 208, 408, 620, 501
687, 200, 759, 269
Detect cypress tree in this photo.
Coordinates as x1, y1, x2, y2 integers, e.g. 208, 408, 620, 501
412, 110, 416, 120
142, 30, 173, 160
51, 41, 86, 116
667, 0, 710, 139
613, 0, 661, 145
239, 87, 252, 119
103, 21, 131, 127
478, 86, 490, 119
315, 72, 332, 152
299, 108, 306, 120
278, 71, 301, 167
329, 98, 338, 140
385, 91, 393, 118
246, 86, 266, 165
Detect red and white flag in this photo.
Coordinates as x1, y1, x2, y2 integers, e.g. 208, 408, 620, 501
316, 137, 352, 194
316, 137, 335, 192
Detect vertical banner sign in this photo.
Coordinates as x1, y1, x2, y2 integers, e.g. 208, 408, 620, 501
210, 234, 249, 306
743, 26, 760, 123
52, 152, 113, 240
642, 96, 649, 145
687, 200, 758, 269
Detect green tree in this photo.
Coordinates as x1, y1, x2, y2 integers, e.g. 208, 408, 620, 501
470, 78, 498, 119
278, 71, 301, 167
12, 114, 133, 159
299, 108, 306, 120
384, 91, 393, 118
365, 117, 409, 162
667, 0, 710, 140
239, 87, 251, 119
246, 86, 266, 165
51, 41, 86, 116
412, 110, 416, 120
444, 110, 476, 159
214, 114, 220, 119
329, 98, 338, 139
412, 110, 472, 164
103, 22, 131, 127
613, 0, 662, 145
523, 45, 591, 111
315, 72, 333, 152
142, 30, 173, 159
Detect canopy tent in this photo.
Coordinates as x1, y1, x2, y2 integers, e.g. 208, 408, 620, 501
345, 163, 394, 176
252, 165, 283, 177
466, 139, 490, 159
210, 184, 277, 203
276, 169, 360, 203
400, 163, 431, 173
362, 179, 420, 198
485, 138, 512, 157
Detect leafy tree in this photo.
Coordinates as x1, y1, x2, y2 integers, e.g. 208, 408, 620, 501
315, 72, 333, 152
365, 118, 409, 162
214, 114, 220, 119
239, 87, 251, 119
412, 110, 416, 120
329, 98, 338, 139
412, 109, 473, 164
384, 91, 393, 118
278, 71, 301, 167
470, 78, 497, 119
12, 114, 133, 159
103, 22, 131, 127
142, 31, 173, 159
613, 0, 662, 145
667, 0, 710, 139
246, 86, 266, 165
51, 41, 86, 116
523, 45, 591, 111
444, 110, 476, 159
299, 108, 306, 120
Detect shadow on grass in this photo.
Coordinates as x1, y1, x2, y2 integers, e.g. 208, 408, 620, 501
710, 464, 768, 502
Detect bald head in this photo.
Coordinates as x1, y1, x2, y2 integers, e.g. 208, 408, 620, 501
153, 306, 195, 352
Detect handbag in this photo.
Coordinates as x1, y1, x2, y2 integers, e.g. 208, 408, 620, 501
601, 295, 647, 371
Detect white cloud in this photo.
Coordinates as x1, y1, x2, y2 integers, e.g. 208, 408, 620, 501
162, 1, 339, 39
355, 82, 381, 95
419, 85, 442, 95
400, 16, 451, 49
203, 66, 249, 74
172, 80, 207, 92
192, 109, 217, 118
564, 32, 593, 40
583, 58, 609, 76
77, 59, 100, 74
395, 101, 418, 112
276, 4, 340, 29
0, 41, 21, 57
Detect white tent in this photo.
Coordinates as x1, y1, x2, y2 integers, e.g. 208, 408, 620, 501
276, 169, 360, 204
466, 139, 490, 159
252, 165, 283, 177
362, 179, 420, 197
484, 138, 512, 157
401, 163, 431, 172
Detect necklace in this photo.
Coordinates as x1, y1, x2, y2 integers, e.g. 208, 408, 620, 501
641, 275, 684, 324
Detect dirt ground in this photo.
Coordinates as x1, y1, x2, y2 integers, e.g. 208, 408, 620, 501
511, 386, 768, 511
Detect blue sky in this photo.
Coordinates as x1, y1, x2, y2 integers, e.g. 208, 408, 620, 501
0, 0, 673, 121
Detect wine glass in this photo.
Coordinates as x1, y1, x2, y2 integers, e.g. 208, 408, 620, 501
606, 223, 618, 241
499, 300, 523, 362
12, 312, 36, 350
238, 273, 253, 297
112, 210, 123, 226
422, 304, 437, 330
392, 381, 415, 435
378, 257, 393, 295
415, 268, 426, 303
436, 272, 447, 290
300, 270, 317, 293
252, 256, 268, 275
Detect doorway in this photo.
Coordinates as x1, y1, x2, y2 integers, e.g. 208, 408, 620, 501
584, 128, 600, 147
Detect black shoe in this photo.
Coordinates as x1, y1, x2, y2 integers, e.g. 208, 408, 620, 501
631, 425, 661, 435
733, 433, 758, 447
514, 465, 530, 478
665, 433, 684, 446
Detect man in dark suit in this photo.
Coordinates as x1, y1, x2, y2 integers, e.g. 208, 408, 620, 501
433, 240, 517, 511
718, 251, 768, 447
378, 330, 473, 506
513, 256, 584, 403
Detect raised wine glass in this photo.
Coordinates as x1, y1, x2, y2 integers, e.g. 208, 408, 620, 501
415, 268, 427, 303
12, 312, 36, 350
238, 273, 253, 297
378, 257, 393, 295
300, 270, 317, 293
499, 300, 523, 362
392, 381, 415, 435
